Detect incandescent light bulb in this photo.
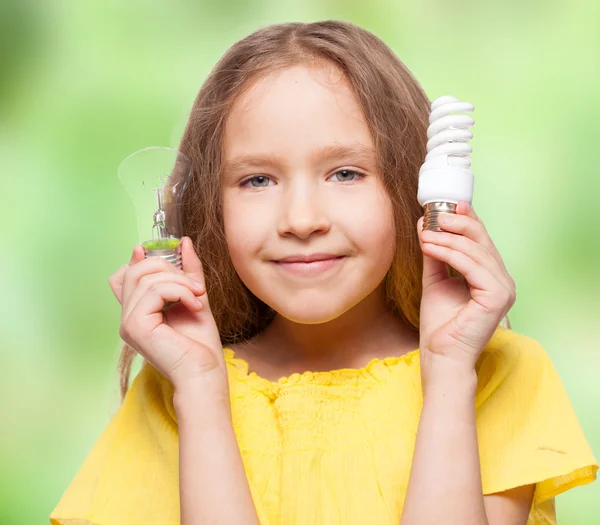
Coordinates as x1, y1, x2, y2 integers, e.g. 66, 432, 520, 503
118, 146, 192, 270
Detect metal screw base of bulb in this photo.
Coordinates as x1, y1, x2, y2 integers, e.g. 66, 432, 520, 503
143, 242, 183, 270
422, 201, 458, 232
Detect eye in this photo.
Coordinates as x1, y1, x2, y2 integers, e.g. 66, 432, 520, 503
329, 169, 365, 183
240, 175, 273, 188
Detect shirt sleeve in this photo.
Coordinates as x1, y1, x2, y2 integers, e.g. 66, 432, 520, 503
49, 360, 271, 525
475, 329, 598, 507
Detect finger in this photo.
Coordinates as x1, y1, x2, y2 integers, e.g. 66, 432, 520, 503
124, 272, 206, 319
458, 200, 481, 223
421, 227, 515, 300
109, 264, 129, 304
420, 242, 501, 302
420, 229, 504, 282
440, 201, 509, 275
123, 281, 204, 331
437, 212, 502, 265
109, 245, 145, 304
423, 240, 516, 316
418, 216, 449, 288
181, 237, 206, 289
130, 244, 145, 264
120, 283, 204, 348
122, 256, 184, 314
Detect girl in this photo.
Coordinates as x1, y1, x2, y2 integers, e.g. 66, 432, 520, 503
50, 20, 597, 525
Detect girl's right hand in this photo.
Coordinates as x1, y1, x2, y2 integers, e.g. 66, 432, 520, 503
108, 237, 228, 391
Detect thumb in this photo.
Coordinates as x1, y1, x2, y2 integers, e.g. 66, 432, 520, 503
417, 216, 449, 288
181, 236, 206, 288
130, 244, 145, 264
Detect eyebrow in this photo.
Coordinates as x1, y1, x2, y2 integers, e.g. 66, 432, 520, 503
222, 143, 375, 176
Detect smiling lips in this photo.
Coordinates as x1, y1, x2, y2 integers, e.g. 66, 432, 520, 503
273, 254, 346, 276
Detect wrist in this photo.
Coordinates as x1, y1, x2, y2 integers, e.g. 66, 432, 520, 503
421, 352, 478, 399
173, 370, 231, 417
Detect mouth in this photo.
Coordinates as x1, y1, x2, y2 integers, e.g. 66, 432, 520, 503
272, 256, 346, 276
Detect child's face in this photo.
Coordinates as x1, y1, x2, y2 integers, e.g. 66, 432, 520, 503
221, 64, 396, 323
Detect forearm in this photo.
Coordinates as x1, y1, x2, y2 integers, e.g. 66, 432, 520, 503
401, 358, 488, 525
174, 377, 261, 525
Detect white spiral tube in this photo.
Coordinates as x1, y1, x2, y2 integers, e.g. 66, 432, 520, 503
417, 95, 475, 230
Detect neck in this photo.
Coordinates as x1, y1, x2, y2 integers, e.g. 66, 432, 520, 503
252, 283, 419, 371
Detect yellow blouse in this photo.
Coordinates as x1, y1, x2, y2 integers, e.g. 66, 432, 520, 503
50, 326, 598, 525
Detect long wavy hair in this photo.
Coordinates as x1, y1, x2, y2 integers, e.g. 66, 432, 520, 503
117, 20, 511, 403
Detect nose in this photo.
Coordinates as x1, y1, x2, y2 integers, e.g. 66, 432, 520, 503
276, 178, 330, 239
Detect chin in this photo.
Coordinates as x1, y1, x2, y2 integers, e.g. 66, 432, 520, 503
266, 295, 358, 324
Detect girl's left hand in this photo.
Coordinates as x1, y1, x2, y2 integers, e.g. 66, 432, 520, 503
417, 200, 517, 375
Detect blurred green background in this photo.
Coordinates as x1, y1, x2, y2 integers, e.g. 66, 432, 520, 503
1, 1, 598, 523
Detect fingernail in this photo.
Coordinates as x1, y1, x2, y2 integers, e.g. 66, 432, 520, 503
193, 281, 204, 289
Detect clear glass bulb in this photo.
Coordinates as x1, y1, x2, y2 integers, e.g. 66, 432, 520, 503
417, 95, 475, 231
118, 146, 192, 270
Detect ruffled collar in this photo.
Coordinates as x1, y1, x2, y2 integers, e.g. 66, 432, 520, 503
223, 346, 421, 396
222, 325, 511, 397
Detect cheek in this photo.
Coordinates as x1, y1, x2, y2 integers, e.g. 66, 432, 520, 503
347, 185, 396, 263
222, 200, 267, 271
362, 223, 395, 270
223, 215, 249, 266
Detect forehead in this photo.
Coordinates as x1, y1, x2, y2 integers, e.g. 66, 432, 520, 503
223, 64, 374, 161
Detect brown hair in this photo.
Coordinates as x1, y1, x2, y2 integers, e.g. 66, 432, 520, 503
117, 20, 511, 402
